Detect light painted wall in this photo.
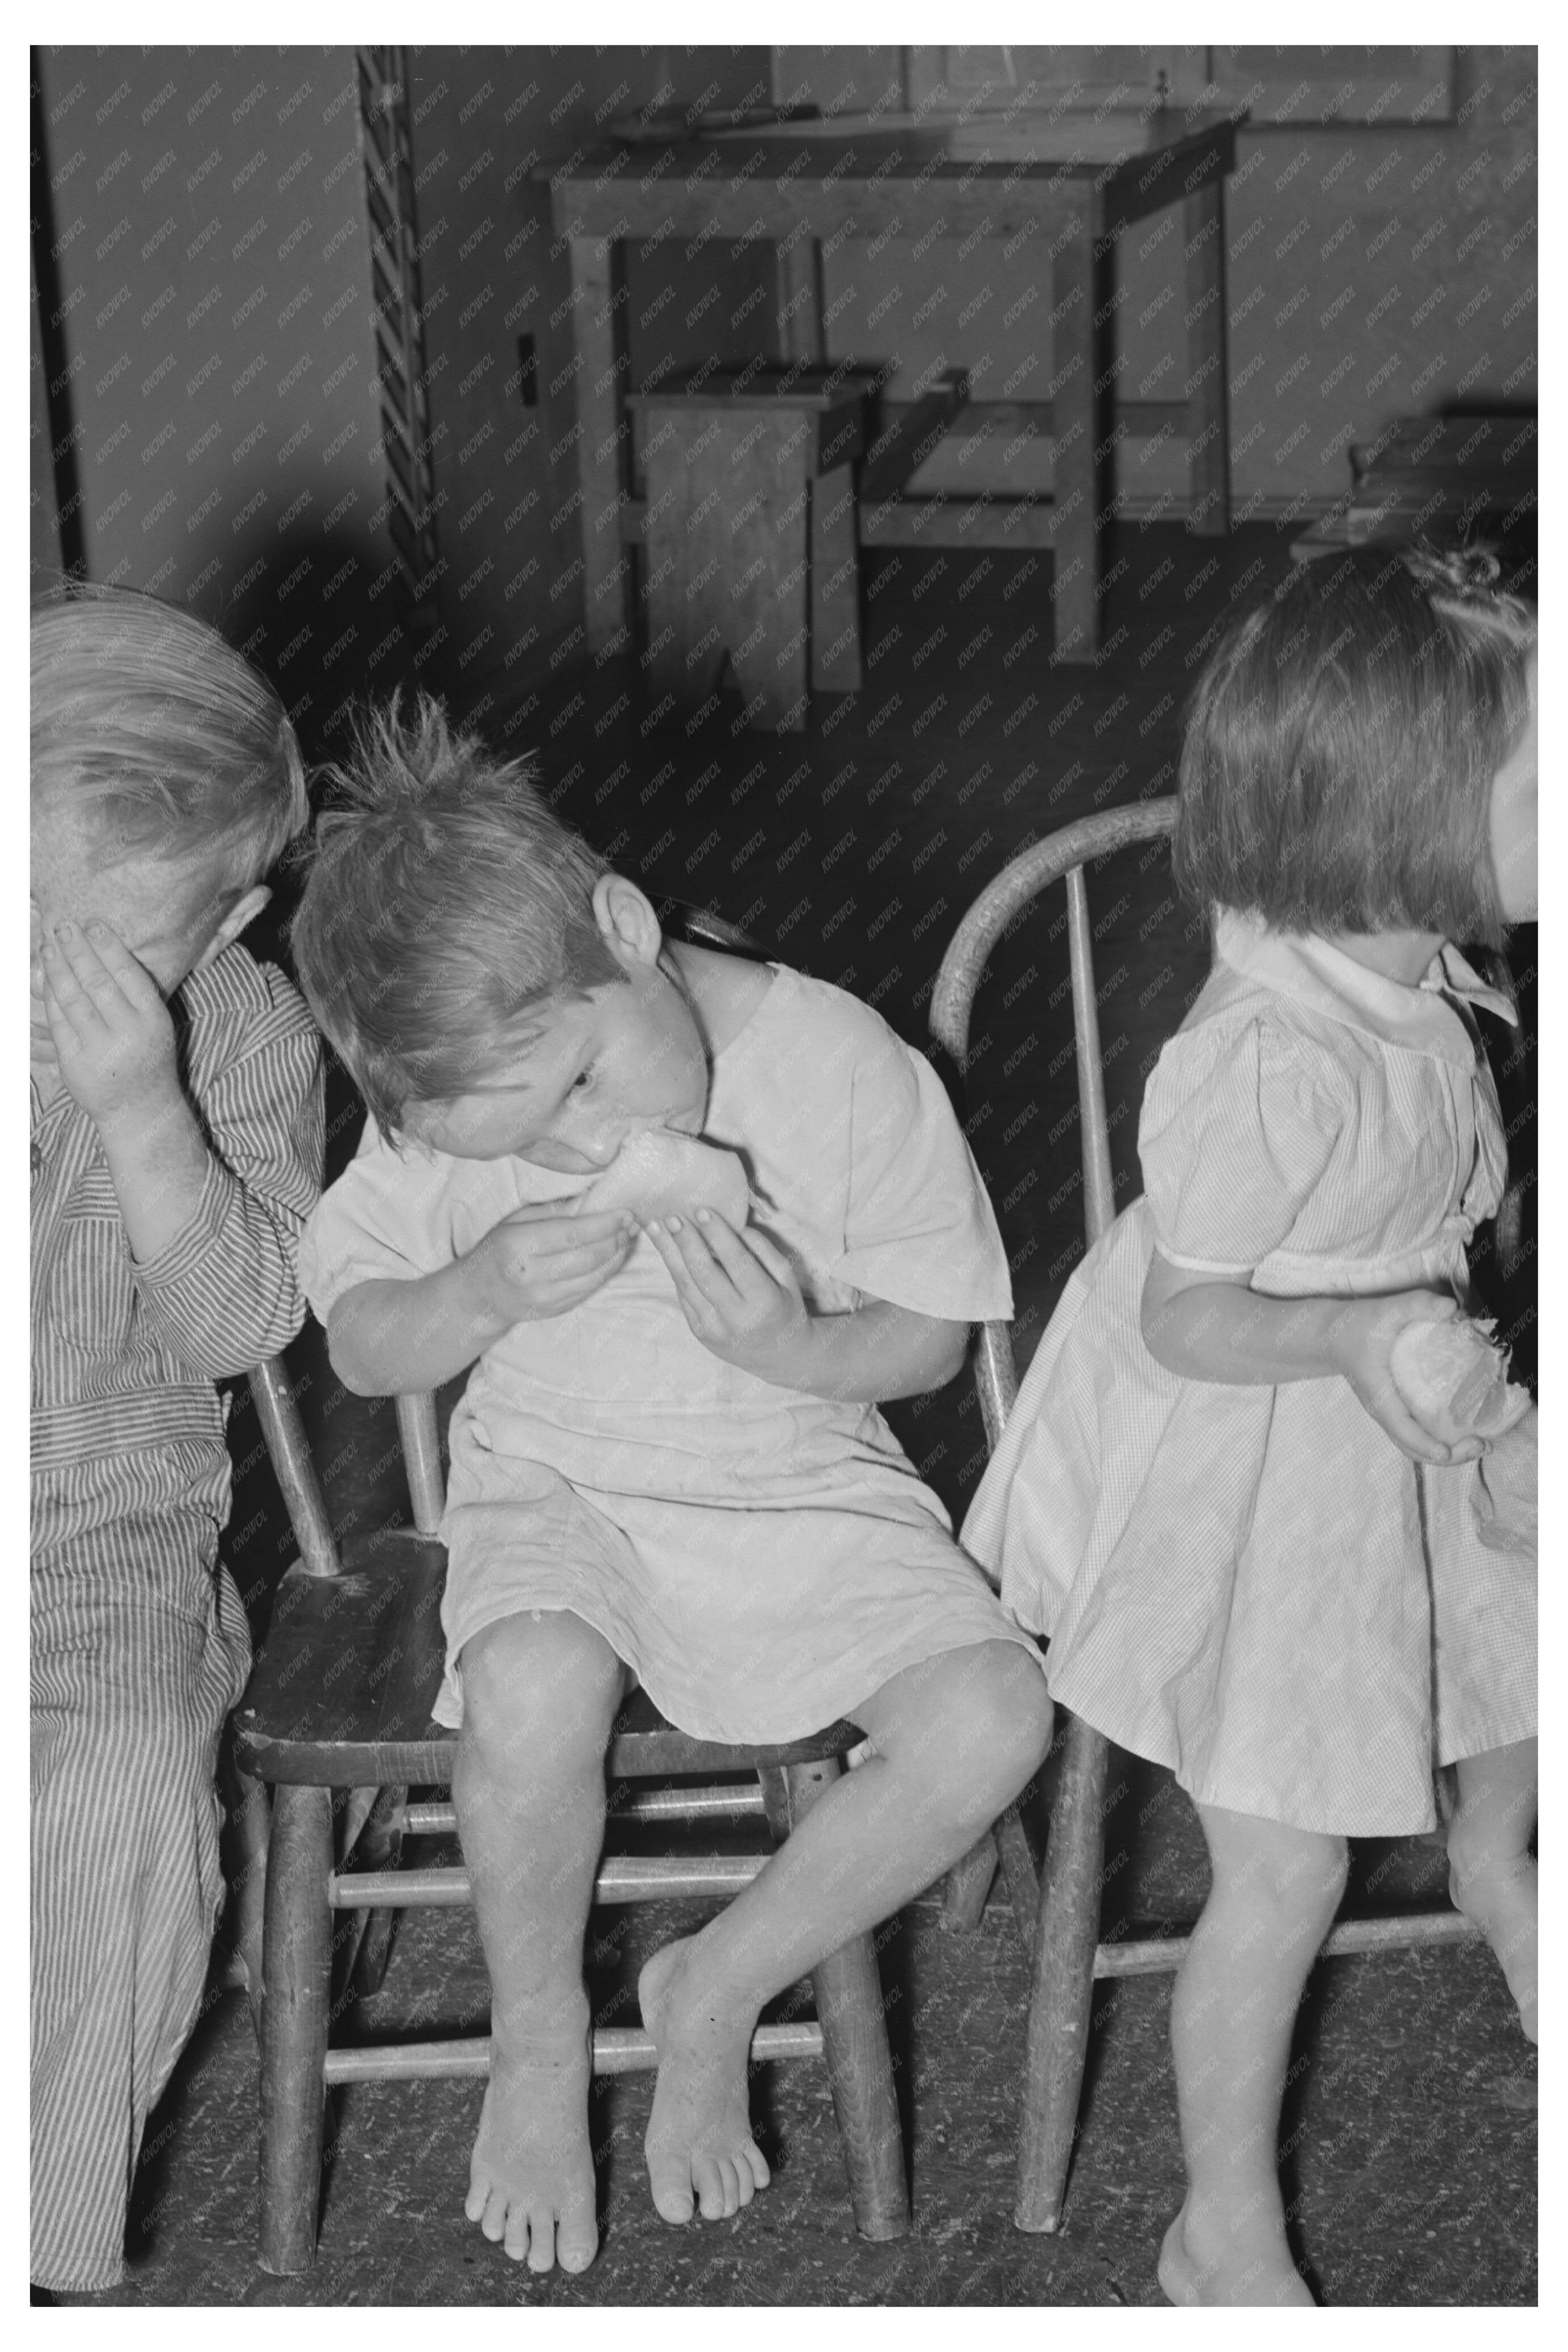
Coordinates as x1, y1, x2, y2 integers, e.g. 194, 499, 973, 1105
31, 253, 63, 588
771, 45, 1536, 516
35, 41, 1533, 725
35, 46, 396, 734
34, 43, 780, 719
405, 45, 777, 704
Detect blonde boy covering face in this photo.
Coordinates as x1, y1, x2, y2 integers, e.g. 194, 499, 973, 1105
30, 590, 323, 2296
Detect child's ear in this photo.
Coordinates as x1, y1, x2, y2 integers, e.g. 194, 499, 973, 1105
592, 872, 663, 968
192, 883, 272, 973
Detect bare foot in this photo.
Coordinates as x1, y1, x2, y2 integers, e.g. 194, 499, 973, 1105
1158, 2194, 1314, 2307
638, 1935, 770, 2224
464, 2011, 598, 2272
1451, 1853, 1538, 2042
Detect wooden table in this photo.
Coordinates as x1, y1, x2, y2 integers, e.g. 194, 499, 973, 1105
545, 104, 1244, 667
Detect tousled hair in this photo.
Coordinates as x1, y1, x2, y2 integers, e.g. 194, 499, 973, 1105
1173, 545, 1535, 947
290, 693, 625, 1136
30, 585, 307, 918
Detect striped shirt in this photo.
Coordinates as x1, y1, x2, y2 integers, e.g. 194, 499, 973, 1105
30, 942, 324, 1558
31, 942, 321, 2291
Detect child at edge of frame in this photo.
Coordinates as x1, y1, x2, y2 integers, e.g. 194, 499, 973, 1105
288, 692, 1055, 2273
30, 585, 325, 2297
963, 543, 1539, 2308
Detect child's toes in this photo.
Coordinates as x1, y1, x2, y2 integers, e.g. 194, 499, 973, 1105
647, 2152, 696, 2224
524, 2200, 558, 2271
557, 2195, 599, 2274
693, 2155, 731, 2220
472, 2183, 510, 2239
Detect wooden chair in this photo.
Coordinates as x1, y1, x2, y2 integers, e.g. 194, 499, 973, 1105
232, 1355, 909, 2273
930, 801, 1486, 2233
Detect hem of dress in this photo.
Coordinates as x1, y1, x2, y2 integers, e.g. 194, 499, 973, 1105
1039, 1673, 1501, 1839
431, 1579, 628, 1732
433, 1580, 1046, 1744
1178, 1774, 1440, 1840
1434, 1704, 1538, 1769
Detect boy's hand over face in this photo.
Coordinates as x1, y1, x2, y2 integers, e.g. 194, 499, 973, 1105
645, 1210, 811, 1380
41, 921, 181, 1137
30, 899, 62, 1098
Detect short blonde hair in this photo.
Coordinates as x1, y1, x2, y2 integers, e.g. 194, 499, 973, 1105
30, 585, 308, 897
292, 693, 624, 1137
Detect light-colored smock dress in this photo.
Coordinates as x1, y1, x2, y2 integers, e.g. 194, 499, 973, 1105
300, 963, 1044, 1744
962, 910, 1537, 1836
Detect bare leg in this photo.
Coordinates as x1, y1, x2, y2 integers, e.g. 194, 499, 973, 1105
1157, 1804, 1347, 2308
639, 1640, 1053, 2223
451, 1609, 626, 2272
1448, 1738, 1537, 2041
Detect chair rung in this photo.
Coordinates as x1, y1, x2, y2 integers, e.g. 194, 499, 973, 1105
329, 1853, 768, 1909
613, 1782, 772, 1820
323, 2019, 825, 2085
400, 1784, 767, 1837
399, 1802, 457, 1836
1094, 1910, 1481, 1980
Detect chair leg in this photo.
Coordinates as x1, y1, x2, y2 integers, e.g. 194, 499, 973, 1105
229, 1759, 272, 2046
350, 1906, 399, 2001
258, 1783, 335, 2275
1015, 1712, 1108, 2234
940, 1828, 1000, 1933
761, 1762, 910, 2241
807, 1928, 911, 2242
995, 1806, 1042, 1957
346, 1785, 406, 2000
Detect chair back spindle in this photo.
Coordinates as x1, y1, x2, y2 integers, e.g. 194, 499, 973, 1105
930, 801, 1178, 1452
396, 1392, 446, 1535
1064, 866, 1116, 1247
247, 1356, 341, 1578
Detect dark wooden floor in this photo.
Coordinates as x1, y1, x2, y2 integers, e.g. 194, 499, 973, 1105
178, 514, 1537, 2308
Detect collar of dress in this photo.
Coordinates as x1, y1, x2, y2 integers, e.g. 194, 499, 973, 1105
1212, 907, 1517, 1069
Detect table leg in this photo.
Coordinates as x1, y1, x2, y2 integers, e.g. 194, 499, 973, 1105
775, 237, 824, 363
1050, 211, 1116, 663
1184, 186, 1230, 535
568, 234, 632, 656
811, 464, 862, 692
